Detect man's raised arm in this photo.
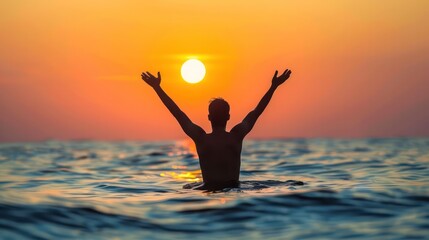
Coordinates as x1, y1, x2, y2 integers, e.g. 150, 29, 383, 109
231, 69, 292, 138
141, 71, 205, 141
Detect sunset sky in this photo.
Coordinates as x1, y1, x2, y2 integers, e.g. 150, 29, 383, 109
1, 1, 428, 142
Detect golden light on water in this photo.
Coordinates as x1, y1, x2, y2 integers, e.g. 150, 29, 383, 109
160, 140, 201, 182
160, 170, 202, 182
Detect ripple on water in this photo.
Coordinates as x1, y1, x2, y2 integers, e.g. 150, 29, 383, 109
94, 184, 171, 193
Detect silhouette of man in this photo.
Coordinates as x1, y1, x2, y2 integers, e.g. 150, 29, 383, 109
141, 69, 292, 190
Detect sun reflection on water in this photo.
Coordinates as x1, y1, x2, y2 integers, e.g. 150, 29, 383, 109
160, 139, 201, 182
160, 170, 202, 182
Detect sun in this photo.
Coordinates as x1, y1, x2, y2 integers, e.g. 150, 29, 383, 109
181, 59, 206, 84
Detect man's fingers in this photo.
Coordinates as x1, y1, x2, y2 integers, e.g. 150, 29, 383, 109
283, 69, 288, 76
146, 71, 155, 78
141, 72, 149, 79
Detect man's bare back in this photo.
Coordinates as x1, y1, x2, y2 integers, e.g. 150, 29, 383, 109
195, 131, 243, 189
141, 68, 292, 190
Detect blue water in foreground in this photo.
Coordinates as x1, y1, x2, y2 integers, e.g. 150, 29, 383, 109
0, 139, 429, 239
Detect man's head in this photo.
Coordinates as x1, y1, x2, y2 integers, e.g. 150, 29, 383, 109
208, 98, 230, 127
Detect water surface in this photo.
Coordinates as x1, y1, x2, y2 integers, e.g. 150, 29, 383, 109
1, 139, 428, 239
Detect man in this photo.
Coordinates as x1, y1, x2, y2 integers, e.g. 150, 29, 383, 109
141, 69, 292, 190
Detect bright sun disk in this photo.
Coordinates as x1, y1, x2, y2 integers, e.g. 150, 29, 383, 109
181, 59, 206, 84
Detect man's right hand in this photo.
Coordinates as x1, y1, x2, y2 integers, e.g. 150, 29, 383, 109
272, 69, 292, 88
141, 71, 161, 88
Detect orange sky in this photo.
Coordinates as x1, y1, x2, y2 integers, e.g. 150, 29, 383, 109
1, 1, 429, 142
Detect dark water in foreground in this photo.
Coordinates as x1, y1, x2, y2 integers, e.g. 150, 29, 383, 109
0, 139, 428, 239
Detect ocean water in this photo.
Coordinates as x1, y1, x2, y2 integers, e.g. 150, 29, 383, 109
0, 138, 428, 240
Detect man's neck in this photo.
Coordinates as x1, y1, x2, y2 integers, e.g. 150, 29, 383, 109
211, 125, 227, 133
